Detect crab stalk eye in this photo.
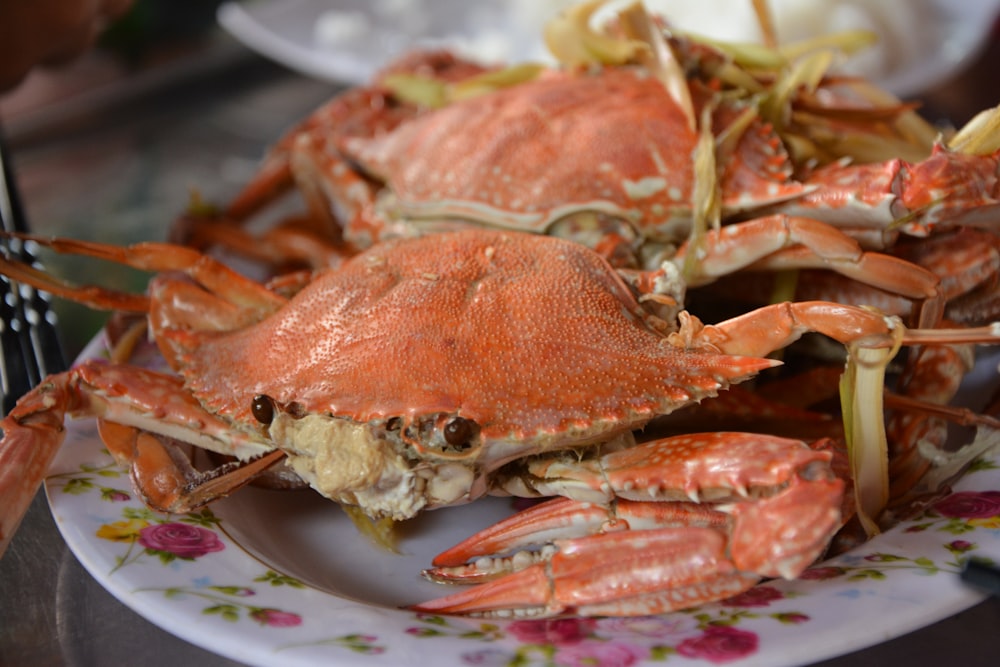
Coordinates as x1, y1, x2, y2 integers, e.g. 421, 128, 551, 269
251, 394, 276, 425
443, 416, 477, 448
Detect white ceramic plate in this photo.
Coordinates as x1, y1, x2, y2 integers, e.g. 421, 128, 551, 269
44, 334, 1000, 666
217, 0, 1000, 97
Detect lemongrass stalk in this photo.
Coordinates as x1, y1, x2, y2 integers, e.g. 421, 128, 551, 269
543, 0, 647, 67
342, 504, 400, 553
839, 319, 903, 536
761, 49, 835, 128
684, 105, 722, 283
752, 0, 778, 49
449, 63, 545, 101
380, 74, 448, 109
618, 1, 696, 131
778, 29, 878, 61
949, 104, 1000, 156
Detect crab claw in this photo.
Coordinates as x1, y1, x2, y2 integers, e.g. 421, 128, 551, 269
415, 478, 843, 617
426, 496, 729, 582
415, 433, 845, 617
413, 527, 761, 617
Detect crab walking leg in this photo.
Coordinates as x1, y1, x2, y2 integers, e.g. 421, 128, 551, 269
97, 421, 285, 513
0, 362, 275, 558
0, 233, 286, 315
673, 215, 941, 309
416, 433, 843, 617
690, 301, 1000, 357
776, 144, 1000, 237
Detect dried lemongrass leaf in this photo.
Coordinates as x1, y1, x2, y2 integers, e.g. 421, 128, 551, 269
840, 78, 941, 150
617, 0, 695, 131
761, 50, 835, 129
815, 134, 930, 165
949, 104, 1000, 156
792, 111, 934, 164
449, 63, 545, 101
839, 321, 903, 537
684, 105, 721, 283
714, 105, 760, 165
544, 0, 648, 67
778, 29, 879, 62
381, 73, 448, 108
680, 32, 787, 71
751, 0, 778, 49
341, 504, 400, 553
780, 131, 823, 166
708, 61, 768, 95
108, 317, 148, 364
793, 97, 922, 123
782, 49, 835, 97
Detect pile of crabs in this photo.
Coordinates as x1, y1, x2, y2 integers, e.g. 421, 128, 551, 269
4, 0, 1000, 618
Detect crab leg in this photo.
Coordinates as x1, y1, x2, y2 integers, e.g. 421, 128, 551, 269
703, 227, 1000, 327
0, 233, 285, 315
416, 433, 843, 617
777, 144, 1000, 242
0, 361, 277, 558
665, 214, 944, 327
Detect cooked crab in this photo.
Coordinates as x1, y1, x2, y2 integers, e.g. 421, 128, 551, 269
202, 1, 1000, 268
2, 228, 998, 616
173, 1, 1000, 343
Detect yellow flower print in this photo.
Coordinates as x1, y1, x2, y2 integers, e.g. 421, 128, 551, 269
969, 516, 1000, 530
96, 518, 150, 542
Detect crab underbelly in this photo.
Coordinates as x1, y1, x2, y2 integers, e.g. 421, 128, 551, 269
268, 411, 479, 520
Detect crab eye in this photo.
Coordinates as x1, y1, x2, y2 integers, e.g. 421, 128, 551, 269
443, 416, 477, 448
251, 394, 275, 425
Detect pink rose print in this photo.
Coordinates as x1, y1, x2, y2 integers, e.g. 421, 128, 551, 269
249, 608, 303, 627
554, 639, 646, 667
947, 540, 975, 554
677, 626, 759, 664
138, 523, 225, 559
508, 618, 597, 645
934, 491, 1000, 519
799, 566, 846, 580
722, 585, 784, 607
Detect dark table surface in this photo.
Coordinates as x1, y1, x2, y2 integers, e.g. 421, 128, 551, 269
3, 23, 1000, 667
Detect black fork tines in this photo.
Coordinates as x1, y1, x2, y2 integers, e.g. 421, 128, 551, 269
0, 135, 65, 415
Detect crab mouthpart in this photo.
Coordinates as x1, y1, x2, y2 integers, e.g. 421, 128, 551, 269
268, 411, 476, 520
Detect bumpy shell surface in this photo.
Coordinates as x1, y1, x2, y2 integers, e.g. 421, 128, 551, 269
174, 230, 771, 445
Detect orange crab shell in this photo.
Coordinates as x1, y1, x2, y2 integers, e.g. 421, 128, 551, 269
343, 67, 804, 238
163, 231, 776, 450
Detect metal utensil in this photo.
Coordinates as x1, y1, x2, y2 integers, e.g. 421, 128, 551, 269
0, 131, 65, 414
961, 557, 1000, 598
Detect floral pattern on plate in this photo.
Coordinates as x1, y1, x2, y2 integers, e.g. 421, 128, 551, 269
35, 333, 999, 665
45, 408, 1000, 667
